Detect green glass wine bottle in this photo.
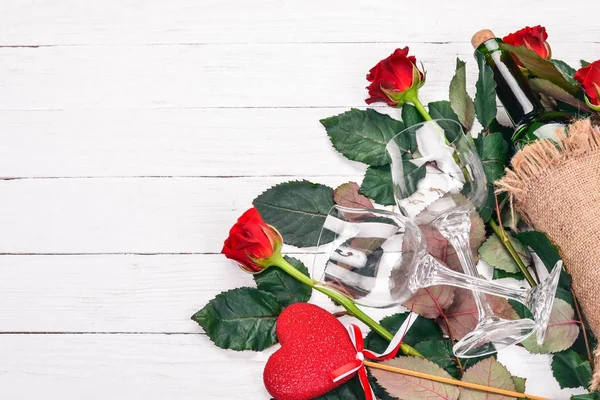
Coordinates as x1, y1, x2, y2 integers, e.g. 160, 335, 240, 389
472, 29, 573, 147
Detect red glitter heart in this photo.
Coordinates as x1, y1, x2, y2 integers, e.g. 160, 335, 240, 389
263, 303, 358, 400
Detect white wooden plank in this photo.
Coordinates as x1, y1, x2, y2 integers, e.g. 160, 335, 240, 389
0, 43, 596, 110
0, 108, 367, 178
2, 0, 600, 45
0, 253, 348, 333
0, 334, 588, 399
0, 334, 273, 399
0, 177, 360, 253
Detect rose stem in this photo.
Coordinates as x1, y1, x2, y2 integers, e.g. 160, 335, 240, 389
270, 254, 423, 358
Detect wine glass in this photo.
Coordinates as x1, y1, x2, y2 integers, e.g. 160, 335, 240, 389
386, 119, 560, 356
313, 205, 562, 355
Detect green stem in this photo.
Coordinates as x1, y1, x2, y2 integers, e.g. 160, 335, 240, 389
270, 254, 423, 358
488, 219, 537, 287
404, 91, 433, 121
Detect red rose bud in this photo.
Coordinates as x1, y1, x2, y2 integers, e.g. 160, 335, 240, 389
503, 25, 551, 62
221, 207, 283, 273
574, 60, 600, 111
365, 47, 425, 107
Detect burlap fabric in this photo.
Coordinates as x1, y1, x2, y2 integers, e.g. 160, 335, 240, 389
497, 119, 600, 390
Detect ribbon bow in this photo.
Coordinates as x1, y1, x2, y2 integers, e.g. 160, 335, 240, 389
330, 312, 417, 400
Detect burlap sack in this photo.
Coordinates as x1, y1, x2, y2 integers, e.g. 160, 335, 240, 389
497, 119, 600, 390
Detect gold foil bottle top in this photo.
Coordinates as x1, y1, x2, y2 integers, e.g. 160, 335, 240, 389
471, 29, 496, 49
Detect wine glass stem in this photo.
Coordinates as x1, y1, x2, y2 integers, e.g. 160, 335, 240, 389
430, 257, 528, 304
446, 229, 496, 319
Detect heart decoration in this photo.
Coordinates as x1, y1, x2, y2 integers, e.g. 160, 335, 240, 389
263, 303, 358, 400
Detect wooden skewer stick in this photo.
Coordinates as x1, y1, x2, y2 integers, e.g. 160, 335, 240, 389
363, 360, 549, 400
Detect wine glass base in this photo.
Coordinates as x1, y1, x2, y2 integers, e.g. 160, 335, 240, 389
452, 318, 537, 358
531, 261, 563, 345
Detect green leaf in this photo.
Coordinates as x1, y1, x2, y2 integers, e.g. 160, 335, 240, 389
320, 108, 405, 166
552, 349, 593, 389
253, 256, 312, 307
479, 234, 531, 273
478, 184, 496, 222
254, 180, 335, 248
449, 58, 476, 132
333, 182, 374, 209
315, 376, 365, 400
572, 393, 600, 400
192, 287, 282, 351
474, 132, 509, 183
501, 206, 521, 231
512, 376, 527, 393
359, 165, 395, 205
522, 298, 580, 353
459, 358, 517, 399
402, 160, 427, 197
442, 288, 518, 340
552, 59, 578, 82
581, 60, 591, 68
428, 100, 463, 140
414, 340, 461, 379
403, 285, 456, 319
514, 230, 572, 289
402, 103, 426, 127
474, 52, 497, 129
428, 100, 461, 122
501, 43, 579, 94
371, 357, 460, 400
508, 299, 533, 319
493, 268, 525, 281
364, 313, 443, 354
459, 353, 497, 373
529, 78, 591, 112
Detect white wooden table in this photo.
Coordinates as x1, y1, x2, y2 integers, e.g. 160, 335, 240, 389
0, 1, 597, 398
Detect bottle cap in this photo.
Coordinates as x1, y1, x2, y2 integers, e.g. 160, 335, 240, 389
471, 29, 496, 49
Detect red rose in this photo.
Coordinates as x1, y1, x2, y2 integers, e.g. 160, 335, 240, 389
503, 25, 551, 61
365, 47, 425, 106
574, 61, 600, 109
222, 208, 283, 273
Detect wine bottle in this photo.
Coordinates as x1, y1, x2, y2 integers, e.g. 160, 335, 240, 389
471, 29, 573, 147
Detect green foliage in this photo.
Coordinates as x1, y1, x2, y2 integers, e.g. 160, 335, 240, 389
428, 100, 461, 122
529, 78, 590, 112
402, 160, 426, 197
254, 180, 335, 248
501, 43, 579, 94
192, 287, 281, 351
552, 59, 578, 83
474, 132, 509, 183
364, 313, 443, 354
572, 393, 600, 400
581, 60, 591, 67
474, 52, 497, 129
515, 230, 572, 289
359, 165, 395, 205
254, 257, 312, 307
320, 108, 405, 166
315, 376, 365, 400
522, 298, 579, 353
449, 58, 476, 132
414, 340, 461, 379
459, 357, 518, 399
371, 357, 460, 399
479, 234, 531, 273
552, 349, 592, 389
477, 184, 497, 223
402, 103, 426, 127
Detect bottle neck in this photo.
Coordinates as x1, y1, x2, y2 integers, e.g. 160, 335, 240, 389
475, 39, 545, 128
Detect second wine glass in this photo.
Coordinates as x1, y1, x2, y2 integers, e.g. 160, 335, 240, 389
386, 119, 558, 357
